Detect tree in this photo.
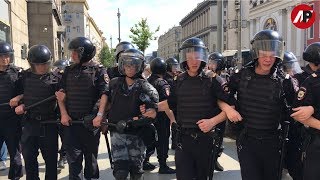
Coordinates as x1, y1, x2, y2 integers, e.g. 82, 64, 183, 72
129, 18, 160, 55
99, 45, 114, 68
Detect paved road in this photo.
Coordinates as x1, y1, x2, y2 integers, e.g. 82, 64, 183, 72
0, 136, 293, 180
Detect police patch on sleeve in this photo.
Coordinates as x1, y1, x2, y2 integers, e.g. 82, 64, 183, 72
297, 87, 306, 101
104, 74, 110, 83
222, 84, 230, 93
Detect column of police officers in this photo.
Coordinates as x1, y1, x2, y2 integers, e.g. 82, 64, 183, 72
0, 29, 319, 180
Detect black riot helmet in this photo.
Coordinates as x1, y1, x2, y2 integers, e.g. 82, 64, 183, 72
118, 48, 145, 78
28, 45, 52, 64
179, 37, 208, 71
281, 51, 302, 75
150, 57, 166, 75
250, 30, 285, 61
165, 57, 179, 72
208, 52, 226, 71
68, 37, 96, 63
53, 59, 71, 69
114, 41, 135, 62
303, 42, 320, 65
0, 41, 14, 55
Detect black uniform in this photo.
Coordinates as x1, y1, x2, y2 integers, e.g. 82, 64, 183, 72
168, 71, 231, 180
60, 62, 108, 179
293, 70, 320, 180
0, 65, 23, 179
228, 65, 291, 180
164, 72, 178, 149
147, 74, 172, 168
108, 76, 159, 180
21, 68, 61, 180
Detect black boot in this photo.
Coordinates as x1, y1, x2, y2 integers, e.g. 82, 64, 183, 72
159, 161, 176, 174
143, 158, 156, 171
215, 161, 224, 171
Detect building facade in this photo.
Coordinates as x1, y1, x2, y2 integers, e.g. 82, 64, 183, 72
27, 0, 64, 61
179, 0, 227, 53
306, 0, 320, 46
62, 0, 105, 61
249, 0, 313, 66
0, 0, 29, 68
157, 26, 181, 60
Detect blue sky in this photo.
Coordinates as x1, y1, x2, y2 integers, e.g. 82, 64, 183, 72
87, 0, 203, 54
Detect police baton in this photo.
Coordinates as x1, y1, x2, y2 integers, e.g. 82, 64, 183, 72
24, 95, 56, 111
0, 102, 10, 107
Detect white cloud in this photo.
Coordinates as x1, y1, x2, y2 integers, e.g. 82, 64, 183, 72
87, 0, 203, 54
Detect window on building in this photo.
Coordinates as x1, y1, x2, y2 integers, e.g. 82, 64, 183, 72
0, 0, 11, 42
67, 26, 70, 32
76, 13, 80, 18
76, 26, 80, 33
308, 24, 314, 39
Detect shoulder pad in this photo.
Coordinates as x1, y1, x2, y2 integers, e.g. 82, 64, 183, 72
155, 78, 168, 87
177, 72, 188, 81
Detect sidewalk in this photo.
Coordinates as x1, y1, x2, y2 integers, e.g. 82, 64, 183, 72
0, 136, 293, 180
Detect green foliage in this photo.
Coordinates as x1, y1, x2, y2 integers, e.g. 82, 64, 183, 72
129, 18, 160, 54
99, 45, 114, 68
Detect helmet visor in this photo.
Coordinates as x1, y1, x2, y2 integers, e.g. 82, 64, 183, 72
181, 47, 208, 64
252, 40, 285, 60
282, 61, 302, 75
118, 53, 144, 76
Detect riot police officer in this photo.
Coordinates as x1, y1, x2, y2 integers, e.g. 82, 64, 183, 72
222, 30, 294, 180
14, 45, 60, 180
107, 48, 158, 180
158, 38, 232, 180
107, 41, 134, 79
52, 59, 71, 169
145, 57, 175, 174
279, 51, 303, 180
164, 57, 180, 150
0, 41, 23, 179
206, 52, 229, 172
292, 42, 320, 180
56, 37, 109, 180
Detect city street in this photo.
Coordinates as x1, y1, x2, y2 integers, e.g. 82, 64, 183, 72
0, 136, 294, 180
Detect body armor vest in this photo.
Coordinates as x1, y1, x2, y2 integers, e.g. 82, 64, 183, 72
176, 73, 220, 128
23, 71, 57, 117
237, 67, 283, 130
0, 65, 21, 117
108, 77, 142, 124
65, 65, 98, 118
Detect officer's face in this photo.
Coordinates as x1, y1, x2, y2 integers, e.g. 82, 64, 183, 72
257, 50, 276, 72
33, 63, 50, 75
124, 64, 137, 77
208, 60, 217, 71
70, 50, 80, 63
0, 54, 10, 66
186, 52, 202, 73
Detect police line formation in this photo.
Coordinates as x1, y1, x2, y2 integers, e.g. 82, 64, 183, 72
0, 29, 319, 180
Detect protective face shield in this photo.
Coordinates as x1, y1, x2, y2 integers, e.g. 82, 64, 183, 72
251, 40, 285, 61
118, 51, 144, 77
181, 47, 208, 64
282, 61, 302, 75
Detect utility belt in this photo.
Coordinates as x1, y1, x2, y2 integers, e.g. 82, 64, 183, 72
27, 112, 57, 121
179, 127, 207, 139
241, 127, 280, 140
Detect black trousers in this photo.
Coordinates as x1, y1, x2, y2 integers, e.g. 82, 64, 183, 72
64, 125, 100, 180
154, 113, 170, 163
303, 134, 320, 180
215, 121, 226, 159
57, 125, 66, 158
286, 123, 303, 180
0, 120, 23, 180
237, 130, 280, 180
175, 134, 213, 180
21, 124, 58, 180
